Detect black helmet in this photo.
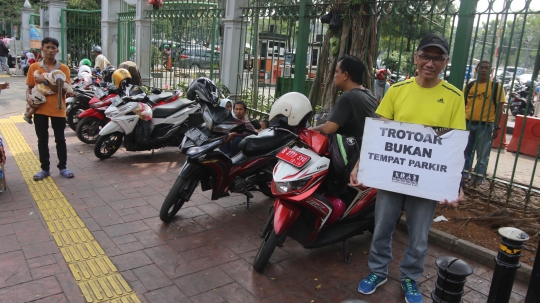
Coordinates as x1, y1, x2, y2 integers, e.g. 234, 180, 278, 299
186, 77, 219, 105
101, 66, 116, 83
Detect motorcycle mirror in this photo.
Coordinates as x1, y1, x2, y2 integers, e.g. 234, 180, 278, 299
250, 119, 261, 130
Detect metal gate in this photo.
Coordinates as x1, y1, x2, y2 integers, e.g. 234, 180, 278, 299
60, 9, 102, 68
147, 0, 224, 90
117, 10, 136, 65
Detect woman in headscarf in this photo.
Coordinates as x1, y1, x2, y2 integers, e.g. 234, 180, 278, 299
219, 98, 232, 112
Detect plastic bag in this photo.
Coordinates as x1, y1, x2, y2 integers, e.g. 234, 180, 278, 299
134, 102, 153, 121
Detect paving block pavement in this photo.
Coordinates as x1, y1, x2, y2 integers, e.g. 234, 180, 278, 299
0, 107, 531, 301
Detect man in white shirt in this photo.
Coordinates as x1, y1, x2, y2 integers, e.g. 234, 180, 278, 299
93, 46, 110, 71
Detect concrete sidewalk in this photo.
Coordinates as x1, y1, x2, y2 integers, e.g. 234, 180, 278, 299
0, 76, 530, 302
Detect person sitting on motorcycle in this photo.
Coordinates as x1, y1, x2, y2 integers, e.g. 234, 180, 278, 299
220, 101, 256, 157
93, 46, 110, 71
311, 55, 378, 144
219, 98, 233, 112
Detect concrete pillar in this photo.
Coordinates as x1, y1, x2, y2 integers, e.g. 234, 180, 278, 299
134, 0, 152, 86
101, 0, 122, 66
220, 0, 248, 97
40, 8, 49, 39
21, 1, 33, 52
45, 0, 67, 61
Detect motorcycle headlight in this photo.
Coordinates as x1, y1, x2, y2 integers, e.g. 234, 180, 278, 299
274, 179, 310, 194
186, 140, 222, 157
105, 108, 119, 118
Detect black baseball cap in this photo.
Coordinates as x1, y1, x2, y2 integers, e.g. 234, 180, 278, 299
417, 33, 449, 54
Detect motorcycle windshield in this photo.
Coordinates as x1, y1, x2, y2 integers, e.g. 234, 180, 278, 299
206, 104, 234, 124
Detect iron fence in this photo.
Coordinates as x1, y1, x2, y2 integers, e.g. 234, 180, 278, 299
234, 0, 540, 216
146, 0, 224, 90
60, 8, 102, 68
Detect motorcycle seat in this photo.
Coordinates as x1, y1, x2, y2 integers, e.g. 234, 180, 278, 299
152, 98, 196, 118
238, 129, 296, 157
148, 92, 173, 103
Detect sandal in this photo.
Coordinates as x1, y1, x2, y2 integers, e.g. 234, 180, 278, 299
33, 170, 50, 181
59, 169, 74, 179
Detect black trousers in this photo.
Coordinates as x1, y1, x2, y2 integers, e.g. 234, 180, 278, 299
34, 114, 67, 171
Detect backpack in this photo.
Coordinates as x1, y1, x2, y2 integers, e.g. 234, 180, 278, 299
325, 134, 360, 195
464, 80, 500, 109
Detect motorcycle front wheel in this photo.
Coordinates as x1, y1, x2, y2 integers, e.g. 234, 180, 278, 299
94, 132, 123, 159
159, 175, 200, 222
76, 117, 104, 144
253, 229, 282, 272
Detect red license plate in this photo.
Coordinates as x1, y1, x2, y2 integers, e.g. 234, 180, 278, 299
276, 147, 311, 168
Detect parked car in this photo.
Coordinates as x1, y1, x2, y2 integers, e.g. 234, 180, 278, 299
518, 73, 539, 84
495, 70, 514, 84
177, 46, 220, 70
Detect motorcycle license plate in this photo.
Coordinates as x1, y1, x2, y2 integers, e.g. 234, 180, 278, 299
277, 147, 311, 168
512, 102, 521, 106
185, 127, 208, 146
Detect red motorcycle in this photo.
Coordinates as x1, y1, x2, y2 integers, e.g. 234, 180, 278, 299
253, 128, 377, 272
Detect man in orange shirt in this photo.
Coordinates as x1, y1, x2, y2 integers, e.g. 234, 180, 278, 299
26, 37, 74, 180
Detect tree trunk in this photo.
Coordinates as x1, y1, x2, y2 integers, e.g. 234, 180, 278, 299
308, 29, 333, 108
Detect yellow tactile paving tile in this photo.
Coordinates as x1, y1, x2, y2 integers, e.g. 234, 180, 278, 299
0, 118, 141, 303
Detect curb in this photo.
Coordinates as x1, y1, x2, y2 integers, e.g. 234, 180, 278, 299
396, 217, 532, 283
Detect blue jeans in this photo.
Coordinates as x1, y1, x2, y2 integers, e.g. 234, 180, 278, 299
0, 56, 9, 74
368, 189, 438, 280
463, 121, 493, 183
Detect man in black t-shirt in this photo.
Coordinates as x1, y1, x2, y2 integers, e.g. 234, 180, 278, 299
311, 55, 378, 144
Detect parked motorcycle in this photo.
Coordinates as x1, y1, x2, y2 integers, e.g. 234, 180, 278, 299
77, 85, 182, 144
510, 85, 535, 116
158, 82, 313, 223
94, 84, 199, 159
66, 66, 115, 130
252, 125, 376, 272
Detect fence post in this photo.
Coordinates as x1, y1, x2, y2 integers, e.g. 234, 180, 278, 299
447, 0, 478, 89
134, 0, 152, 86
47, 0, 68, 62
102, 1, 122, 67
21, 0, 33, 52
293, 0, 310, 93
221, 0, 248, 98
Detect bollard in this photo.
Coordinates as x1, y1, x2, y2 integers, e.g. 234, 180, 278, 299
487, 227, 529, 303
431, 256, 473, 303
524, 232, 540, 303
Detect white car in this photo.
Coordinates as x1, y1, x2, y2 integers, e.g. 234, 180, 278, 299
518, 73, 539, 85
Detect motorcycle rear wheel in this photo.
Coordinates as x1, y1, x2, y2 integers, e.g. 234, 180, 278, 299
76, 117, 104, 144
253, 229, 282, 272
160, 175, 200, 222
94, 132, 123, 159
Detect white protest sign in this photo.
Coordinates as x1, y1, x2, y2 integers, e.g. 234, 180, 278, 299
357, 118, 469, 201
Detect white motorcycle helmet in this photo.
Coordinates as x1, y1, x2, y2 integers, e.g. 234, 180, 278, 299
269, 92, 312, 127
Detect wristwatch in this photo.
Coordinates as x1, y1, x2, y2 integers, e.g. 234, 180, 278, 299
44, 80, 50, 86
494, 126, 501, 130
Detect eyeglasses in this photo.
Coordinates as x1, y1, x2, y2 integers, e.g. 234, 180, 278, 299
416, 53, 448, 64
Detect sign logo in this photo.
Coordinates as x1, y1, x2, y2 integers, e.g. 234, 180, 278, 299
392, 170, 419, 186
437, 98, 444, 104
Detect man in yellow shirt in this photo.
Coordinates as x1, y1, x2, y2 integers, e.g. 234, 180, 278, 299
26, 37, 74, 180
463, 60, 505, 185
350, 33, 465, 303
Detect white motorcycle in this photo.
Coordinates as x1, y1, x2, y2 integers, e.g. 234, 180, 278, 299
94, 85, 201, 159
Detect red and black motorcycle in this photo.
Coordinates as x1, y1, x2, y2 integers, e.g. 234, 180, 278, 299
252, 128, 377, 272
